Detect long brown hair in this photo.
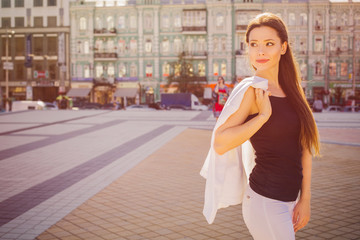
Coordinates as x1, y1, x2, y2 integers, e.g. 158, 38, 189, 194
245, 12, 320, 155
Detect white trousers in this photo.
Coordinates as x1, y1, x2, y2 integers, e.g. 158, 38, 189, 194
242, 185, 296, 240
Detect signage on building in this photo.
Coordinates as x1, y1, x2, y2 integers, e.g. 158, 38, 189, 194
3, 62, 13, 70
34, 71, 49, 79
26, 86, 33, 100
58, 33, 65, 64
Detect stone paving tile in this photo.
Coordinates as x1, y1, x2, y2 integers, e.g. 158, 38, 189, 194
35, 127, 360, 240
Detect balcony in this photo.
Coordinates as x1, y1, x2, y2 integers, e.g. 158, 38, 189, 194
94, 52, 117, 61
93, 77, 115, 86
93, 28, 117, 36
183, 51, 207, 59
182, 26, 207, 35
314, 25, 323, 31
236, 25, 248, 32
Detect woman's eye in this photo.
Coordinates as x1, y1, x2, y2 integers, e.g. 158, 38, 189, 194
266, 42, 274, 46
250, 43, 257, 47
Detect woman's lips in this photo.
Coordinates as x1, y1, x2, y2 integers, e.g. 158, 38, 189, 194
256, 59, 269, 63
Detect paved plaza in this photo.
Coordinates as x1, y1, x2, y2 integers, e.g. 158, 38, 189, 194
0, 109, 359, 240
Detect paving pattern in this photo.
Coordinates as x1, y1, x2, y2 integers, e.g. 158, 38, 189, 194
0, 110, 359, 240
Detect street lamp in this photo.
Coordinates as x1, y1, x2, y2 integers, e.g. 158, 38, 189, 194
5, 29, 15, 112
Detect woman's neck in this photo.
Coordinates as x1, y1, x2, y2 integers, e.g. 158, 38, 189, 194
255, 69, 280, 89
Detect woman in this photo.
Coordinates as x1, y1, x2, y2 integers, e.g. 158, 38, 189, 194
212, 76, 229, 119
211, 13, 320, 239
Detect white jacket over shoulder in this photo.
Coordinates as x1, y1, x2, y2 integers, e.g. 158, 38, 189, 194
200, 76, 268, 224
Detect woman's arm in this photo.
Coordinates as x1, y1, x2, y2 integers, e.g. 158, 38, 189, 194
214, 87, 272, 155
293, 148, 312, 232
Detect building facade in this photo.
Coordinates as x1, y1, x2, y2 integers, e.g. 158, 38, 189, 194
51, 0, 360, 105
0, 0, 70, 105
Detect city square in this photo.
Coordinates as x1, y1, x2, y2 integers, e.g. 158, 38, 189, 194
0, 109, 359, 239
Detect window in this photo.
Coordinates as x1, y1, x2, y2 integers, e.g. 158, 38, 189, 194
315, 61, 322, 75
77, 65, 83, 78
300, 13, 307, 26
2, 0, 10, 8
162, 38, 169, 53
216, 12, 224, 28
84, 41, 89, 54
1, 36, 12, 56
118, 39, 125, 54
48, 61, 57, 79
47, 0, 56, 6
84, 65, 90, 78
15, 61, 25, 80
34, 17, 43, 27
15, 17, 25, 27
213, 37, 219, 52
198, 37, 206, 53
34, 0, 43, 7
96, 64, 103, 78
47, 36, 57, 56
341, 36, 348, 52
15, 37, 25, 56
130, 64, 137, 77
95, 17, 102, 30
198, 62, 205, 76
47, 16, 56, 27
144, 13, 152, 29
315, 12, 323, 29
146, 64, 152, 77
145, 39, 152, 53
162, 14, 169, 28
340, 62, 347, 76
174, 12, 181, 28
130, 39, 137, 54
221, 63, 226, 76
163, 63, 170, 77
2, 17, 11, 28
340, 12, 347, 26
15, 0, 24, 7
118, 16, 125, 29
330, 12, 337, 26
221, 37, 226, 52
34, 37, 44, 55
107, 16, 114, 30
185, 37, 193, 54
288, 13, 296, 26
300, 63, 307, 78
130, 15, 136, 29
237, 13, 248, 26
174, 63, 181, 77
79, 17, 87, 30
329, 62, 336, 76
315, 37, 323, 52
174, 38, 182, 54
330, 36, 337, 52
213, 62, 219, 76
299, 38, 307, 53
118, 63, 126, 77
108, 64, 115, 77
107, 40, 114, 52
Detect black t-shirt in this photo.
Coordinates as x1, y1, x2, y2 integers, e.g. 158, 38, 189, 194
245, 96, 303, 202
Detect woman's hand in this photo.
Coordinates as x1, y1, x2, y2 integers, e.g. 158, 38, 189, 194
293, 199, 311, 232
255, 88, 272, 121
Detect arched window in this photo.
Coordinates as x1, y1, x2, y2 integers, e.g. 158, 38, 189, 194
108, 63, 115, 77
213, 37, 219, 52
96, 64, 103, 78
79, 17, 87, 30
130, 64, 137, 77
95, 17, 102, 30
162, 14, 170, 28
198, 62, 205, 76
84, 41, 89, 54
118, 63, 126, 77
107, 16, 114, 30
288, 13, 296, 26
146, 63, 153, 77
300, 13, 307, 26
315, 61, 322, 75
118, 15, 125, 29
216, 12, 224, 28
213, 62, 219, 76
163, 62, 170, 77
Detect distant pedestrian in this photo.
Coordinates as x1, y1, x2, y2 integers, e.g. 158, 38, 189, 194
212, 76, 229, 120
313, 96, 323, 112
201, 13, 320, 240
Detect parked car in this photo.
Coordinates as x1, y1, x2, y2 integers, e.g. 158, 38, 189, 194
126, 104, 155, 111
82, 102, 102, 110
101, 103, 121, 110
43, 102, 58, 110
343, 106, 360, 112
324, 105, 343, 112
12, 101, 46, 112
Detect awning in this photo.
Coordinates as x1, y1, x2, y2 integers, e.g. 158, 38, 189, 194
66, 88, 91, 98
114, 88, 138, 98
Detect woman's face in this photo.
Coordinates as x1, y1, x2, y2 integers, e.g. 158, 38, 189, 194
248, 26, 287, 74
218, 77, 224, 84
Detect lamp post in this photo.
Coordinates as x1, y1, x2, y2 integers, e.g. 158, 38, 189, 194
5, 30, 15, 112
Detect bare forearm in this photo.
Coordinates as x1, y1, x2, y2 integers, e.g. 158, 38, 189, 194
300, 149, 312, 200
214, 114, 267, 155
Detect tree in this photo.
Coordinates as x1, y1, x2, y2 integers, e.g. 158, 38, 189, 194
167, 52, 207, 97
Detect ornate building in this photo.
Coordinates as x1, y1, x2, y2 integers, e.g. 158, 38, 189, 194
69, 0, 360, 105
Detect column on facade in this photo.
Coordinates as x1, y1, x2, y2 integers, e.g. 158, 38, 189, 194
207, 8, 213, 81
138, 9, 144, 80
154, 7, 160, 80
324, 4, 330, 91
89, 10, 94, 78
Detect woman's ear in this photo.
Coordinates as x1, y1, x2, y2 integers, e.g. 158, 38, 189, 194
281, 41, 288, 55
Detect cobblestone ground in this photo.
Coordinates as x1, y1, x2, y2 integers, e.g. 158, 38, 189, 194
0, 110, 359, 240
